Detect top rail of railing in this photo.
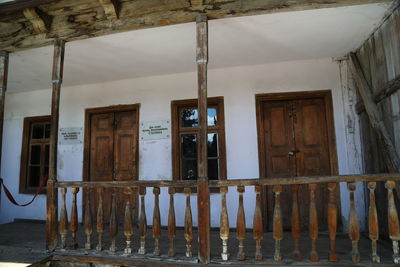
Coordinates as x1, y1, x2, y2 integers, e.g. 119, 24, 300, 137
55, 173, 400, 188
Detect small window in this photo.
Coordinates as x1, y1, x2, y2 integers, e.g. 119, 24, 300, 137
171, 97, 226, 181
19, 116, 51, 194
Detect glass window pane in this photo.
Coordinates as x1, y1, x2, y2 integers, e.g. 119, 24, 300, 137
44, 123, 51, 139
180, 109, 198, 127
45, 144, 50, 165
208, 159, 219, 180
182, 159, 197, 180
30, 145, 41, 165
181, 134, 197, 159
207, 108, 217, 126
32, 124, 44, 139
207, 133, 218, 157
28, 166, 40, 187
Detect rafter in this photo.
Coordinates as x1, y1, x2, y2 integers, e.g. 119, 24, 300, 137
22, 7, 51, 34
98, 0, 118, 20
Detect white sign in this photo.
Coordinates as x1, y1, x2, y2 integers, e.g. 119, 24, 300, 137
140, 120, 170, 141
59, 127, 83, 145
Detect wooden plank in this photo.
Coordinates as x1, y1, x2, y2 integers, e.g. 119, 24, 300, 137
0, 51, 8, 171
55, 173, 400, 189
355, 74, 400, 113
196, 13, 210, 265
22, 7, 51, 34
0, 0, 392, 52
46, 39, 65, 252
98, 0, 118, 20
390, 9, 400, 77
350, 53, 400, 173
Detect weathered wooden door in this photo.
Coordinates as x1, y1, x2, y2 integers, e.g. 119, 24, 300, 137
259, 93, 335, 230
86, 106, 139, 221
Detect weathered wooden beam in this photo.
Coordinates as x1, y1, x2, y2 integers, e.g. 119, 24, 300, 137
196, 13, 210, 264
46, 39, 65, 252
190, 0, 203, 6
356, 73, 400, 114
22, 7, 51, 34
98, 0, 118, 20
350, 52, 400, 173
0, 51, 9, 171
0, 0, 57, 14
0, 0, 391, 52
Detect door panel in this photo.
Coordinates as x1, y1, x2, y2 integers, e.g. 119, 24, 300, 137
261, 96, 333, 231
90, 113, 114, 181
294, 98, 330, 229
87, 107, 139, 223
263, 100, 295, 230
113, 110, 138, 218
114, 111, 138, 181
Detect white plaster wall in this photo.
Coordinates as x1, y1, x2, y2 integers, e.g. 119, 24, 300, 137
0, 58, 364, 230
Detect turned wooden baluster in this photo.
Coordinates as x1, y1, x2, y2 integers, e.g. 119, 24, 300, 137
184, 187, 193, 257
138, 187, 147, 254
132, 187, 139, 227
153, 187, 161, 256
236, 186, 246, 260
59, 188, 68, 250
109, 190, 118, 253
124, 188, 133, 254
254, 185, 263, 260
96, 188, 104, 251
368, 182, 380, 263
273, 185, 283, 261
220, 186, 229, 261
348, 182, 360, 263
291, 185, 301, 260
327, 183, 338, 262
309, 184, 319, 261
70, 187, 79, 249
168, 187, 176, 257
386, 180, 400, 264
84, 189, 93, 250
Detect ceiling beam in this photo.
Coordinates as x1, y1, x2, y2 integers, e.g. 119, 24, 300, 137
22, 7, 51, 34
98, 0, 118, 20
0, 0, 57, 14
0, 0, 392, 52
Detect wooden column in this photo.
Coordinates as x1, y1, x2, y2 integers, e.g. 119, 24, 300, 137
196, 13, 210, 264
0, 51, 8, 171
46, 39, 65, 251
349, 53, 400, 172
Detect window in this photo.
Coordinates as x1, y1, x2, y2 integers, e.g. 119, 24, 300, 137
171, 97, 226, 180
19, 116, 51, 194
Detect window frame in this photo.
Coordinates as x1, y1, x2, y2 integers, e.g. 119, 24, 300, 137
19, 115, 51, 194
171, 97, 227, 181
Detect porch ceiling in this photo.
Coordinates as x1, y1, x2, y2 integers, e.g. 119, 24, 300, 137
7, 3, 391, 92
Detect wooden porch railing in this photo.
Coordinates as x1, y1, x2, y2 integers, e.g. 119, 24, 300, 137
47, 173, 400, 265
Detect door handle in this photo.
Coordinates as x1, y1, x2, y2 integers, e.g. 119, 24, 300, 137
288, 150, 300, 156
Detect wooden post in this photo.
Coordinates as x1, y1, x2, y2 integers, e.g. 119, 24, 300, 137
291, 185, 301, 260
220, 186, 229, 261
368, 182, 380, 263
70, 187, 79, 249
0, 51, 8, 171
348, 182, 360, 263
327, 183, 338, 262
386, 180, 400, 264
84, 189, 93, 250
46, 39, 65, 251
196, 13, 210, 264
349, 53, 400, 172
123, 188, 133, 254
272, 185, 282, 261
